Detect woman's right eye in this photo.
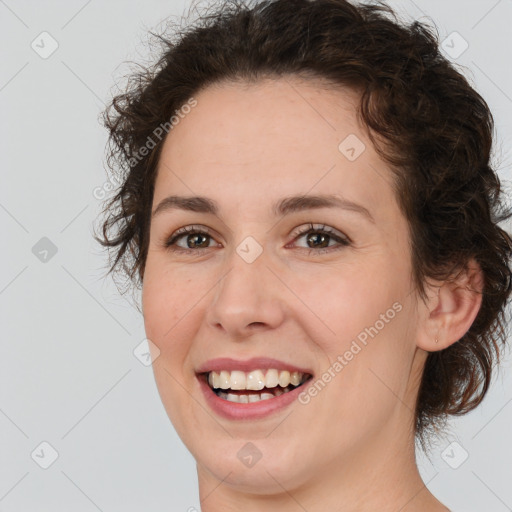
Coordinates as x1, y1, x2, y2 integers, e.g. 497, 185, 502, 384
163, 226, 217, 253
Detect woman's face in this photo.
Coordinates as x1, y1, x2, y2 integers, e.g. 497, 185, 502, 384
142, 77, 429, 494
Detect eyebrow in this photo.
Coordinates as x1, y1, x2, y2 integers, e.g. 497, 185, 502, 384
151, 194, 375, 223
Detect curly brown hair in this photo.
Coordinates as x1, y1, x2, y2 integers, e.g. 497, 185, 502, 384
94, 0, 512, 446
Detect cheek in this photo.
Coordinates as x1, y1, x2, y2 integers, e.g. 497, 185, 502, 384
141, 257, 196, 359
301, 263, 405, 342
141, 260, 201, 432
303, 264, 414, 400
321, 294, 417, 430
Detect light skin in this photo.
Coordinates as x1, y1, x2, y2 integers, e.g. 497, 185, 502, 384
141, 76, 483, 511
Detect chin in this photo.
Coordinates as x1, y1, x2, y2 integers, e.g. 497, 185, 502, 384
196, 448, 308, 496
193, 438, 311, 495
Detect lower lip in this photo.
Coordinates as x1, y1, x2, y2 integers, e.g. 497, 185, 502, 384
197, 374, 310, 420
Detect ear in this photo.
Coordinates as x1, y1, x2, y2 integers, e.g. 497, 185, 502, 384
416, 258, 484, 352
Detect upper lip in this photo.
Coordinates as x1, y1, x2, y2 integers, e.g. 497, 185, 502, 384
196, 357, 314, 375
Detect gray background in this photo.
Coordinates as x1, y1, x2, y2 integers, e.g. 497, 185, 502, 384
1, 0, 511, 510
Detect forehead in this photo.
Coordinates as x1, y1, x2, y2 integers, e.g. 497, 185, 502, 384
164, 76, 362, 159
153, 76, 397, 222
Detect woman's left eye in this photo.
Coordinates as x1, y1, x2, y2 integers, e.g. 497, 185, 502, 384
162, 223, 350, 254
290, 223, 351, 254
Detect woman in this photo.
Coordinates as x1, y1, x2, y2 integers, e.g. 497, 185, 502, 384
95, 0, 512, 510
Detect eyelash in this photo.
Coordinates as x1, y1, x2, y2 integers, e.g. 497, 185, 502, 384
162, 223, 351, 255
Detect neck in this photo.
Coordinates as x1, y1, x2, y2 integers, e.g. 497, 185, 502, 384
196, 416, 447, 512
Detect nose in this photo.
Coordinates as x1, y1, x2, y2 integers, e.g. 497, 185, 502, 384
205, 246, 286, 339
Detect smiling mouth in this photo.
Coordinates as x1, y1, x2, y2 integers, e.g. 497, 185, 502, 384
200, 369, 313, 403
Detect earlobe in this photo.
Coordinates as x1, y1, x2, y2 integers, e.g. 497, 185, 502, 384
417, 259, 484, 352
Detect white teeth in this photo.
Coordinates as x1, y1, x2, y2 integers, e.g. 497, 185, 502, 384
246, 370, 266, 390
217, 390, 277, 403
207, 368, 308, 391
290, 371, 301, 386
278, 371, 289, 387
214, 382, 294, 403
230, 371, 246, 390
219, 370, 230, 389
265, 369, 279, 388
